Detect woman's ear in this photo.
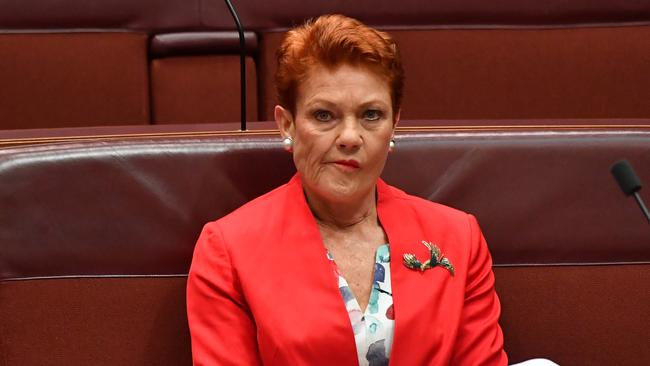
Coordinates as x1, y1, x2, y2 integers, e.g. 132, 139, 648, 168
393, 108, 401, 129
274, 105, 295, 138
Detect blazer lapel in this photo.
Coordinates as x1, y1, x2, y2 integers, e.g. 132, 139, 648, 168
264, 174, 358, 365
376, 180, 458, 365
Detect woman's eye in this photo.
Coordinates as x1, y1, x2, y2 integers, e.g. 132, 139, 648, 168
313, 110, 333, 122
363, 109, 383, 121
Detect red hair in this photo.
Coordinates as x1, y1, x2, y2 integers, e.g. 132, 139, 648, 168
275, 14, 404, 115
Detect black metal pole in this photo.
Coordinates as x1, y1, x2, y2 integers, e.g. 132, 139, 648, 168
223, 0, 247, 131
633, 192, 650, 224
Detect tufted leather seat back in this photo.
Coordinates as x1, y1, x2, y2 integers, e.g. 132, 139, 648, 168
1, 124, 649, 364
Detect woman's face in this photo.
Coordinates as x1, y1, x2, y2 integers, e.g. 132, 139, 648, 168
275, 63, 399, 204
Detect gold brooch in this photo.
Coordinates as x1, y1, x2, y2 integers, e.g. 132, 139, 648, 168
403, 240, 455, 276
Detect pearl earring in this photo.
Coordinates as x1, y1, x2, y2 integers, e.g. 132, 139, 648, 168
282, 137, 293, 152
389, 139, 396, 152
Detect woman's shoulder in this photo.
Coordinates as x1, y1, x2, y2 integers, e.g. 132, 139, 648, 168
202, 175, 309, 245
195, 182, 294, 262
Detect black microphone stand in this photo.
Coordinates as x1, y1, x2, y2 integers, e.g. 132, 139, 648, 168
632, 191, 650, 224
223, 0, 247, 131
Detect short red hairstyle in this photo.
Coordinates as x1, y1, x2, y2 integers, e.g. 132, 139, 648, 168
275, 14, 404, 115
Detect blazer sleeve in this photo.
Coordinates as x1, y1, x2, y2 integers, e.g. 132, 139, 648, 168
450, 214, 508, 366
186, 223, 263, 366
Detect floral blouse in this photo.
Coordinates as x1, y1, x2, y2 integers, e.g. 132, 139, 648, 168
326, 245, 394, 366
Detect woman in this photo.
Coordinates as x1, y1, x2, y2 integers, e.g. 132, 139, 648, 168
187, 14, 507, 365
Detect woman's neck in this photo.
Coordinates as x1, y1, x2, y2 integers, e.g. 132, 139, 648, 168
303, 186, 378, 230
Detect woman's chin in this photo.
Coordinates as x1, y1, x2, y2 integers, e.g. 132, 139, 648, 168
318, 179, 372, 204
302, 168, 376, 205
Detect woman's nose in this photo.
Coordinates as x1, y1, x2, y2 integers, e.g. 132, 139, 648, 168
336, 117, 363, 150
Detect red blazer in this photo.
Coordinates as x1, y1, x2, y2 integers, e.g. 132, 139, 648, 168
187, 174, 507, 365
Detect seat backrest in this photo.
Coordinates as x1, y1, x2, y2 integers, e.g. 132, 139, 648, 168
0, 32, 151, 128
1, 123, 649, 365
3, 1, 650, 129
0, 0, 258, 129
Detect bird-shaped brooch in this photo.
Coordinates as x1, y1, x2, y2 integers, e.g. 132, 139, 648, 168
403, 240, 455, 276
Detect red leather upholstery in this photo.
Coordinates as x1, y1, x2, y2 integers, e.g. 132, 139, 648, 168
151, 56, 258, 123
0, 33, 150, 128
1, 124, 649, 365
258, 26, 650, 120
3, 0, 650, 363
2, 1, 650, 128
2, 0, 649, 30
149, 32, 258, 57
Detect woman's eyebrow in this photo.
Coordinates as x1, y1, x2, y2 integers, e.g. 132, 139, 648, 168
358, 100, 389, 109
303, 98, 338, 109
302, 96, 389, 111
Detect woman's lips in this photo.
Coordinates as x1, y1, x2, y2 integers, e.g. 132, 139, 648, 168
333, 160, 360, 170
